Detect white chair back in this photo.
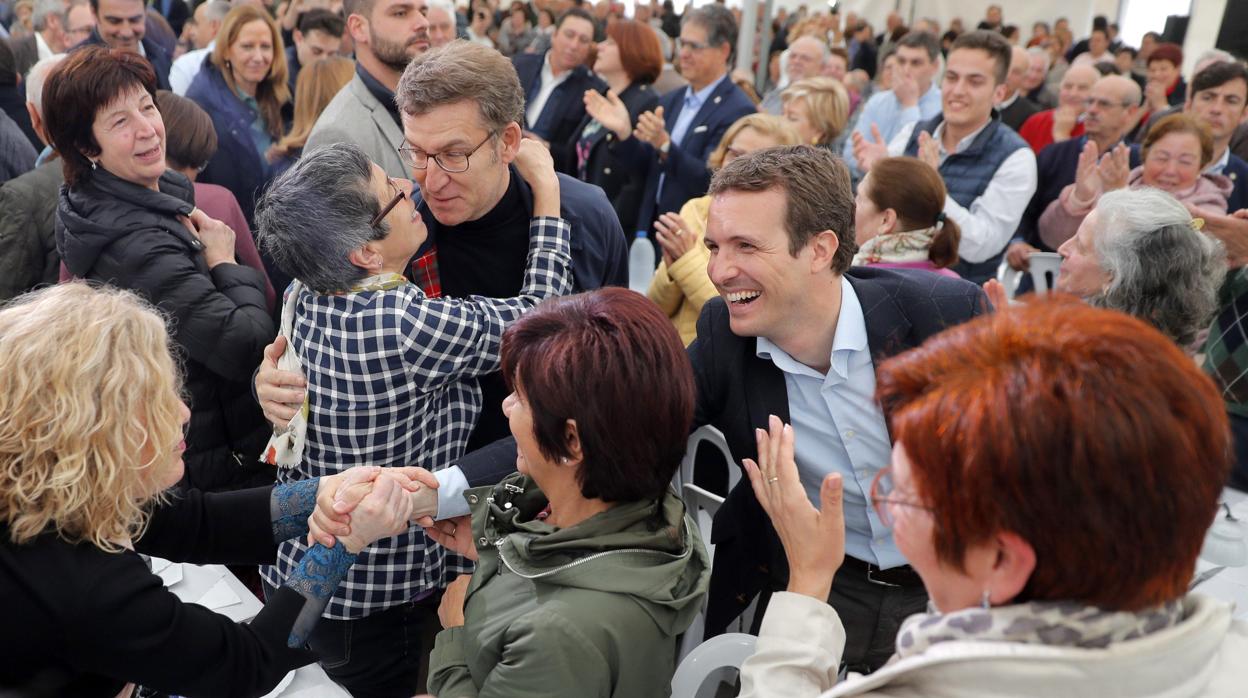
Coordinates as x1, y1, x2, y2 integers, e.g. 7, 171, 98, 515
996, 251, 1063, 299
670, 633, 758, 698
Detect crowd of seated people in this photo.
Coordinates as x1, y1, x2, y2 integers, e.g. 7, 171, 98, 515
1, 2, 1247, 697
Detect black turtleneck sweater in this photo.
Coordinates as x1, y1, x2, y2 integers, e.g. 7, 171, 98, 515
419, 167, 533, 449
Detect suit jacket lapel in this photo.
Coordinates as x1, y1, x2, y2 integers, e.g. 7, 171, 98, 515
743, 338, 791, 460
848, 273, 913, 366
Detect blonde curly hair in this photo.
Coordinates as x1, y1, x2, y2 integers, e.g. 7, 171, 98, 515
0, 283, 186, 552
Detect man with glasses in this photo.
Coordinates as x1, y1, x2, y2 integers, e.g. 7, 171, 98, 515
512, 7, 602, 174
614, 3, 754, 235
759, 35, 827, 116
253, 139, 573, 698
257, 41, 626, 475
1007, 74, 1140, 273
305, 0, 431, 178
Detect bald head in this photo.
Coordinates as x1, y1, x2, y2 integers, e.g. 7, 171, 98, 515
1058, 64, 1100, 109
1083, 75, 1141, 144
1005, 45, 1030, 94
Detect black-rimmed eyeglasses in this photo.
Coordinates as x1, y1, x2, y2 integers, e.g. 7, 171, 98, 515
371, 178, 407, 228
397, 132, 496, 173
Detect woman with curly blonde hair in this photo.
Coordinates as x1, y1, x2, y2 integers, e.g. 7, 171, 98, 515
0, 284, 428, 697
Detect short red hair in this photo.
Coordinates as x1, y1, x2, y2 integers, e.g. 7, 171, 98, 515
606, 19, 663, 85
1148, 42, 1183, 69
876, 297, 1229, 611
500, 288, 694, 502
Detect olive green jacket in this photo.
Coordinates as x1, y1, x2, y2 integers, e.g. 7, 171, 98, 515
428, 473, 710, 698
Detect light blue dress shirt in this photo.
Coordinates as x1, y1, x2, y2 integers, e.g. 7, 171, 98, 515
755, 277, 904, 568
842, 83, 943, 176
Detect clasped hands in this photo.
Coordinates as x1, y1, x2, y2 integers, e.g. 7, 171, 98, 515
309, 466, 441, 553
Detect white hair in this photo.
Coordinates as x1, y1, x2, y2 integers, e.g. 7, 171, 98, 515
1027, 46, 1051, 72
26, 53, 66, 114
425, 0, 456, 18
1091, 187, 1227, 345
31, 0, 67, 32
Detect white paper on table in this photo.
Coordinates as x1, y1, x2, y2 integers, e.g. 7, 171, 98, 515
195, 576, 242, 611
156, 562, 184, 587
258, 670, 296, 698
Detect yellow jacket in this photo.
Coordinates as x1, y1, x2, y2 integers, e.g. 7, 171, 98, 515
646, 196, 718, 346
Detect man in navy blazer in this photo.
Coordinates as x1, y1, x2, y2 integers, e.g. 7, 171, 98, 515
78, 0, 172, 90
612, 3, 756, 234
429, 146, 986, 675
512, 8, 603, 176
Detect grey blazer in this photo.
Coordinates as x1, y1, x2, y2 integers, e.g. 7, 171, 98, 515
305, 74, 408, 178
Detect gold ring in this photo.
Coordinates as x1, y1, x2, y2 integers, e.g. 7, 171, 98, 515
767, 476, 779, 483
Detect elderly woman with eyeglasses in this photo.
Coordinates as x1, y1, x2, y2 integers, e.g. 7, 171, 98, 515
737, 298, 1246, 698
252, 138, 572, 696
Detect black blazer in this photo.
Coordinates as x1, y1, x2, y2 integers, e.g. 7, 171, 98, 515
612, 76, 757, 233
454, 268, 987, 633
687, 267, 985, 635
513, 51, 606, 175
575, 81, 660, 235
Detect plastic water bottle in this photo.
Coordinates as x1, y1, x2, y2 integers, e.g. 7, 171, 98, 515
628, 230, 656, 294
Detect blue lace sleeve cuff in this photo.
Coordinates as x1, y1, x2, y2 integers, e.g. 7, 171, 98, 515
283, 541, 358, 648
270, 478, 320, 543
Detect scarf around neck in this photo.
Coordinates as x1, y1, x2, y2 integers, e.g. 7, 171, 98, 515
853, 226, 938, 266
895, 597, 1189, 659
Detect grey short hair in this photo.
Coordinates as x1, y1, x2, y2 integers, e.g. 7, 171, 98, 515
26, 53, 65, 113
201, 0, 231, 24
425, 0, 456, 18
1089, 188, 1227, 345
32, 0, 66, 32
396, 41, 525, 132
255, 142, 387, 293
1027, 46, 1051, 73
683, 3, 736, 63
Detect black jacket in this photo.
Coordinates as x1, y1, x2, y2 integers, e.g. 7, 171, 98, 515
575, 81, 659, 234
56, 168, 275, 490
0, 485, 313, 697
0, 158, 63, 302
513, 51, 606, 175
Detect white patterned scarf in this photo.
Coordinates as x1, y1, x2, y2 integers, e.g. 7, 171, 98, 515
853, 227, 939, 266
895, 597, 1189, 659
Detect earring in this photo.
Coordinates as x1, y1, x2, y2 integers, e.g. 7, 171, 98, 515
89, 159, 97, 170
980, 589, 991, 609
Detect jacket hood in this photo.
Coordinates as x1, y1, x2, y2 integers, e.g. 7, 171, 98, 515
470, 473, 710, 636
56, 168, 196, 277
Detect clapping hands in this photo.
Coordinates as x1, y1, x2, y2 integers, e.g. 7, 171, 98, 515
852, 124, 889, 173
584, 89, 632, 141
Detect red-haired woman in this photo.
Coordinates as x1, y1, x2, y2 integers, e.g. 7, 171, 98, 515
578, 19, 664, 233
738, 298, 1243, 697
424, 288, 711, 698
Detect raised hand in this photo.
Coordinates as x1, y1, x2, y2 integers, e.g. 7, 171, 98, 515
742, 415, 845, 601
852, 123, 889, 173
916, 130, 940, 170
982, 278, 1009, 311
634, 106, 669, 150
1071, 139, 1102, 205
654, 211, 695, 267
893, 70, 919, 108
513, 138, 560, 218
584, 89, 632, 141
1098, 142, 1131, 193
1052, 104, 1080, 141
256, 336, 307, 429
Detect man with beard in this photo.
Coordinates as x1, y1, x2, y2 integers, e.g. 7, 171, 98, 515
305, 0, 430, 178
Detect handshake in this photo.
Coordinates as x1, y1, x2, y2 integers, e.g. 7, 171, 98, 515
307, 466, 441, 554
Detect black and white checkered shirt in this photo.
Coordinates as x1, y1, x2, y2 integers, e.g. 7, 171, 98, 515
262, 216, 572, 619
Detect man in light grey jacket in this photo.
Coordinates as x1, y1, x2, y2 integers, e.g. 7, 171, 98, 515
304, 0, 430, 178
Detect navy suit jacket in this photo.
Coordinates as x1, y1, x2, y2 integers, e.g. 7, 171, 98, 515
613, 75, 757, 233
1225, 153, 1248, 213
454, 267, 986, 635
513, 52, 605, 176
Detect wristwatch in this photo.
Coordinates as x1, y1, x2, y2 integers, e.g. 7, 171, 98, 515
659, 140, 671, 159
